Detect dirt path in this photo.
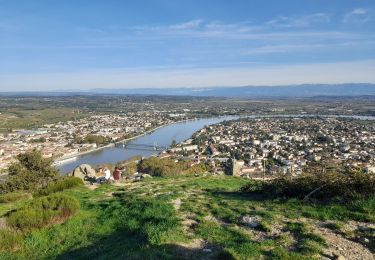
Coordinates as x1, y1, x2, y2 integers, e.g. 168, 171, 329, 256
315, 226, 374, 260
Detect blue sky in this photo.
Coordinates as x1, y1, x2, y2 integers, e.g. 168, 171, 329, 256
1, 0, 375, 90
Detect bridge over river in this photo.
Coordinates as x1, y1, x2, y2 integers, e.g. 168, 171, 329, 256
115, 141, 169, 151
57, 116, 238, 173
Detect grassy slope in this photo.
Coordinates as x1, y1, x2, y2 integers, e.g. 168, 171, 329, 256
0, 176, 374, 259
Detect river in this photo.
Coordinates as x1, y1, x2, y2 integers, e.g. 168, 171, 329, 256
57, 116, 238, 173
57, 114, 375, 174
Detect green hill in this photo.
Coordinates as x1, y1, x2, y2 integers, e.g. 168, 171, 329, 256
0, 175, 374, 259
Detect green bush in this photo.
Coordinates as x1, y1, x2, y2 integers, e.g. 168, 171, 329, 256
241, 171, 375, 201
0, 230, 23, 252
1, 149, 58, 193
37, 177, 83, 196
239, 179, 266, 193
7, 194, 80, 231
138, 157, 209, 177
0, 192, 31, 203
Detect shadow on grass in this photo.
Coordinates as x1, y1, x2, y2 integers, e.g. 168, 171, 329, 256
57, 191, 233, 260
206, 189, 272, 202
56, 227, 231, 260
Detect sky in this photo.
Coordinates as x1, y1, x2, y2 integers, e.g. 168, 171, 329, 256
0, 0, 375, 91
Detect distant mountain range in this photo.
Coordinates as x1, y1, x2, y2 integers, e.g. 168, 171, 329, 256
1, 83, 375, 98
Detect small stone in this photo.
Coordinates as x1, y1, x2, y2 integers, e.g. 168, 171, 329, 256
239, 215, 261, 228
321, 256, 331, 260
203, 248, 212, 253
362, 237, 370, 243
333, 253, 345, 260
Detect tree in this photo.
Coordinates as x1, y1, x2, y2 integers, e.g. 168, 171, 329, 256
84, 134, 111, 145
2, 149, 58, 193
171, 139, 177, 148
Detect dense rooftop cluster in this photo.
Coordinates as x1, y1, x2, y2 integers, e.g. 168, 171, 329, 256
190, 117, 375, 176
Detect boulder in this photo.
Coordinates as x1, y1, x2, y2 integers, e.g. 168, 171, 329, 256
70, 164, 97, 181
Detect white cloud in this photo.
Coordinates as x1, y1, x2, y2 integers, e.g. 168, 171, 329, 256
1, 60, 375, 91
142, 13, 331, 39
131, 18, 355, 42
134, 20, 256, 39
169, 19, 203, 30
266, 13, 330, 28
352, 8, 368, 15
242, 40, 375, 55
343, 8, 371, 24
243, 44, 325, 55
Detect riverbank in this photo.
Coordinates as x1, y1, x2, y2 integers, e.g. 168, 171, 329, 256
24, 114, 375, 167
56, 115, 240, 173
53, 117, 203, 166
55, 114, 375, 173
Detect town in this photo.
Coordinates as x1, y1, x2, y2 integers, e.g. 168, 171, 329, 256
0, 111, 192, 170
171, 117, 375, 177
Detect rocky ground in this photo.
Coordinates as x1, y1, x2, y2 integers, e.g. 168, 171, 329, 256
95, 176, 374, 259
1, 175, 373, 259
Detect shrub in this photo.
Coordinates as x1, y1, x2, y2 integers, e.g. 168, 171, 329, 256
0, 192, 31, 203
7, 194, 80, 231
241, 171, 375, 201
1, 149, 58, 193
239, 180, 265, 193
138, 157, 209, 177
84, 134, 111, 145
0, 230, 23, 252
37, 177, 83, 196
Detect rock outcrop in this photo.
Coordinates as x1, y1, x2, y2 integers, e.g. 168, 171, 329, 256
70, 164, 97, 181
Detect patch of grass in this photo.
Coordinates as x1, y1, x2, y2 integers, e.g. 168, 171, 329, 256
325, 221, 343, 231
0, 175, 373, 259
0, 192, 31, 203
36, 177, 83, 196
109, 194, 186, 245
267, 246, 313, 260
0, 230, 23, 252
258, 220, 272, 233
7, 194, 80, 231
286, 222, 326, 255
298, 199, 375, 222
196, 221, 262, 259
241, 172, 375, 201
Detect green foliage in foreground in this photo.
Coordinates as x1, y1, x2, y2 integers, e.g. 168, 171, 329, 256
0, 229, 23, 252
285, 222, 326, 254
241, 171, 375, 200
0, 175, 373, 259
36, 177, 83, 196
0, 150, 58, 194
7, 194, 80, 231
0, 192, 30, 203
